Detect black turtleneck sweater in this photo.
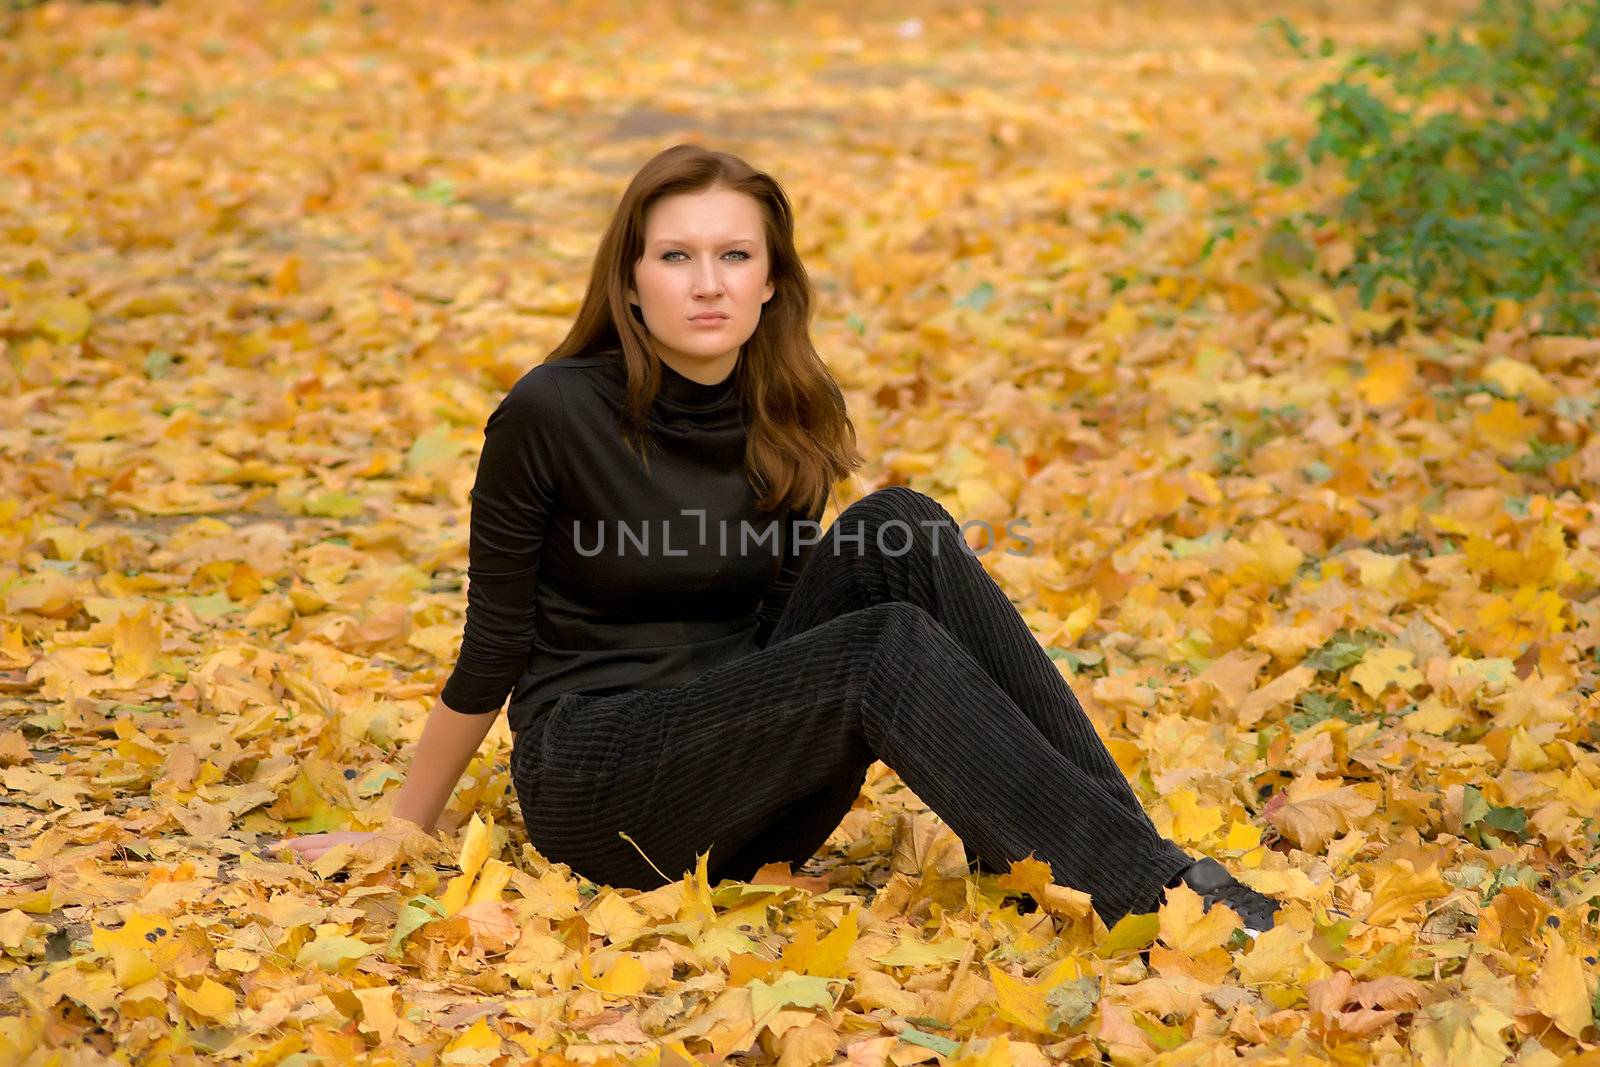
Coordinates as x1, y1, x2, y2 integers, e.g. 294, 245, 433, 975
439, 348, 826, 734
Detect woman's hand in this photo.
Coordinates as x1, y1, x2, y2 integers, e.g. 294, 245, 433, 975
271, 830, 386, 862
264, 696, 492, 867
269, 820, 431, 863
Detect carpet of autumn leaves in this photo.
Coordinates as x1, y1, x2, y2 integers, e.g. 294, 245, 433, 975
4, 0, 1600, 1063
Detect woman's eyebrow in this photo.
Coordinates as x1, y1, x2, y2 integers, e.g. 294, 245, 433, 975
650, 237, 758, 247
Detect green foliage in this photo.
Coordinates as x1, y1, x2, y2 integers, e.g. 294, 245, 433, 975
1462, 784, 1530, 847
1305, 628, 1380, 673
1288, 691, 1363, 731
1279, 0, 1600, 334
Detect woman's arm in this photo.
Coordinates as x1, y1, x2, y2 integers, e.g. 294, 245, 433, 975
398, 368, 568, 827
272, 694, 499, 859
388, 695, 502, 833
277, 371, 566, 861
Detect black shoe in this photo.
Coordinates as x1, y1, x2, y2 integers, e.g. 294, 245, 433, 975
1165, 857, 1280, 937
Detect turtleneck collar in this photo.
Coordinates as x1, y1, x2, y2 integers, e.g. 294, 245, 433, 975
656, 355, 738, 412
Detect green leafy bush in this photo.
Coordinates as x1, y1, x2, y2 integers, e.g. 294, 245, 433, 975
1277, 0, 1600, 334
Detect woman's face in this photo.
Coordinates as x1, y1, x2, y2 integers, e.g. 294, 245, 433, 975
628, 186, 775, 375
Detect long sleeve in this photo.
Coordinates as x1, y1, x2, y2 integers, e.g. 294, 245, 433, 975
752, 490, 828, 649
439, 371, 565, 714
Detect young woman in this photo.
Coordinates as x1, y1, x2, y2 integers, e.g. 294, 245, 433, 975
274, 144, 1281, 934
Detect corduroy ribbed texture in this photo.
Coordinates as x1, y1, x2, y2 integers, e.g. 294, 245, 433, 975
510, 485, 1195, 927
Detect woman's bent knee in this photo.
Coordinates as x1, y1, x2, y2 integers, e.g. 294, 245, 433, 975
860, 600, 937, 633
844, 485, 950, 524
835, 487, 958, 558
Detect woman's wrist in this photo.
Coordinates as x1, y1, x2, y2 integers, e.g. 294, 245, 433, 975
377, 693, 498, 837
385, 805, 436, 835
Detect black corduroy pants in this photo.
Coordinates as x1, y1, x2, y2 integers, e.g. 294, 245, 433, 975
509, 486, 1195, 927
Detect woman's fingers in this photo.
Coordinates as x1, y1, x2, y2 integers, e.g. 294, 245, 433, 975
270, 833, 358, 861
269, 835, 325, 856
268, 830, 385, 863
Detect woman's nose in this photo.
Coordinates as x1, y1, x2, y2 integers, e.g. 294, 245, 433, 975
692, 267, 723, 296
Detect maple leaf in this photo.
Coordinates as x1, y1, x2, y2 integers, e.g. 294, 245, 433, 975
1472, 399, 1540, 455
1410, 956, 1516, 1067
1158, 880, 1242, 954
1263, 775, 1378, 851
1349, 647, 1424, 698
1363, 859, 1449, 926
438, 812, 495, 916
1530, 930, 1596, 1039
295, 932, 377, 972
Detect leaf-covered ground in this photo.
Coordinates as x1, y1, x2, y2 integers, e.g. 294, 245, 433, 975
3, 1, 1599, 1063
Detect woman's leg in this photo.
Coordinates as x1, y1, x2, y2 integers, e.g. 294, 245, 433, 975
769, 486, 1190, 879
773, 486, 1149, 809
514, 597, 1190, 928
710, 773, 870, 883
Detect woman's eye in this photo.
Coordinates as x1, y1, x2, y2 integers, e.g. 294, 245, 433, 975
662, 250, 751, 261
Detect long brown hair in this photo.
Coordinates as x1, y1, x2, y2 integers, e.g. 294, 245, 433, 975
545, 143, 862, 517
